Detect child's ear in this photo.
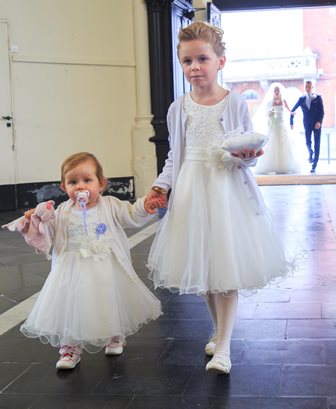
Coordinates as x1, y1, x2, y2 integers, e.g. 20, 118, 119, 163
99, 177, 107, 193
60, 183, 66, 192
218, 55, 226, 70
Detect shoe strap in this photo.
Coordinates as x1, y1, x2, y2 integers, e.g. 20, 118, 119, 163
111, 336, 124, 343
60, 352, 74, 359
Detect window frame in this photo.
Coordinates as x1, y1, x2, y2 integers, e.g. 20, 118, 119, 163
212, 0, 336, 11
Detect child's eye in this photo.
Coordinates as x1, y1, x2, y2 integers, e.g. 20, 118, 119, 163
84, 178, 92, 183
68, 180, 77, 185
182, 59, 191, 65
199, 56, 208, 62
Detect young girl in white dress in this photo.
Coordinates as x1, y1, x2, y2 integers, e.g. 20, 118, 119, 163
3, 152, 162, 370
145, 22, 291, 375
253, 83, 301, 174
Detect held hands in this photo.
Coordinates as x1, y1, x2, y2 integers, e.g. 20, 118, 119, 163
144, 188, 168, 214
231, 148, 264, 160
24, 208, 35, 219
315, 122, 321, 130
290, 111, 296, 130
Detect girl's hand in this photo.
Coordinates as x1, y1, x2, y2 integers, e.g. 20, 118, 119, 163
24, 208, 35, 219
144, 197, 165, 214
231, 148, 264, 159
144, 189, 167, 214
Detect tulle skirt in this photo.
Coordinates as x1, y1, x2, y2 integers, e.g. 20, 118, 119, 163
148, 149, 291, 295
21, 248, 161, 352
254, 119, 302, 174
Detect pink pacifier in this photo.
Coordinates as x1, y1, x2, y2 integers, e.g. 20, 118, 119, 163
75, 190, 90, 235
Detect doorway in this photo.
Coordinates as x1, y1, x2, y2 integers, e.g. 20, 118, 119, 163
217, 4, 336, 182
0, 21, 16, 208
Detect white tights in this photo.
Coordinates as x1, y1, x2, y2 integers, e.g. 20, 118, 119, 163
206, 290, 238, 356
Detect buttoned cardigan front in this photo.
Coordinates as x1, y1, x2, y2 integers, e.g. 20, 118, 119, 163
153, 91, 266, 213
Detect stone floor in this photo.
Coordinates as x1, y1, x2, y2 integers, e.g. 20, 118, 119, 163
1, 184, 336, 409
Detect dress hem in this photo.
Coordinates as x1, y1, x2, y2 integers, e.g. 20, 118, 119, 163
20, 309, 162, 353
148, 269, 290, 296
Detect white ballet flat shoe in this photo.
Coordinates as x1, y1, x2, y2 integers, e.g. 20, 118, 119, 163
204, 331, 217, 356
206, 352, 231, 374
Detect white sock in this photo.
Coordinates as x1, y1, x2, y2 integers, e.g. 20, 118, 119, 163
213, 290, 238, 357
205, 293, 218, 336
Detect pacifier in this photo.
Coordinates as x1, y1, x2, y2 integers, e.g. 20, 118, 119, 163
75, 190, 90, 235
75, 190, 90, 205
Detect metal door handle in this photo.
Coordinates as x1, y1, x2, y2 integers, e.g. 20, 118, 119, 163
2, 116, 12, 120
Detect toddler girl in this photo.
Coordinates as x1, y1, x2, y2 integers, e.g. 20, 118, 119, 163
3, 152, 162, 370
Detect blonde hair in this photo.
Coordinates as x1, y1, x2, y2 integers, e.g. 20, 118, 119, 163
61, 152, 107, 190
177, 21, 226, 58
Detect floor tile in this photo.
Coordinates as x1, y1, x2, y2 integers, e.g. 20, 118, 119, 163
0, 362, 32, 392
226, 397, 328, 409
30, 395, 132, 409
128, 395, 229, 409
0, 394, 39, 409
92, 362, 194, 396
286, 319, 336, 339
184, 365, 281, 397
233, 319, 287, 340
280, 365, 336, 397
329, 398, 336, 409
239, 340, 325, 365
254, 301, 321, 319
3, 362, 109, 394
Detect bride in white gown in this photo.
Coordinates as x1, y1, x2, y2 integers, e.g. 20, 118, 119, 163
253, 83, 301, 174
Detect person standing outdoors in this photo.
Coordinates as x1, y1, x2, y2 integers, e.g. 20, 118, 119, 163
290, 81, 324, 173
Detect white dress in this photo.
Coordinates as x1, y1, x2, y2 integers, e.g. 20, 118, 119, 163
148, 94, 290, 295
20, 205, 161, 352
254, 105, 301, 174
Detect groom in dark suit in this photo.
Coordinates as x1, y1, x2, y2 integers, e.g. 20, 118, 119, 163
290, 81, 324, 173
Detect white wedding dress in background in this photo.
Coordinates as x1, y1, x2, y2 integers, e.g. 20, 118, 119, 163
254, 104, 301, 175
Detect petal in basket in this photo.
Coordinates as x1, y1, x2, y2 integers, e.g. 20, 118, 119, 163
221, 132, 269, 154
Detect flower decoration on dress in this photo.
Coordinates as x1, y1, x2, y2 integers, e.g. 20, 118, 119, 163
79, 238, 111, 261
96, 223, 107, 238
207, 145, 235, 169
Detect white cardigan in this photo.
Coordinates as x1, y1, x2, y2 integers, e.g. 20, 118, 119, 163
153, 92, 266, 213
3, 196, 154, 281
48, 196, 153, 280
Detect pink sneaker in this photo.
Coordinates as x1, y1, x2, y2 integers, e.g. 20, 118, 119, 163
105, 336, 126, 356
56, 345, 81, 370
